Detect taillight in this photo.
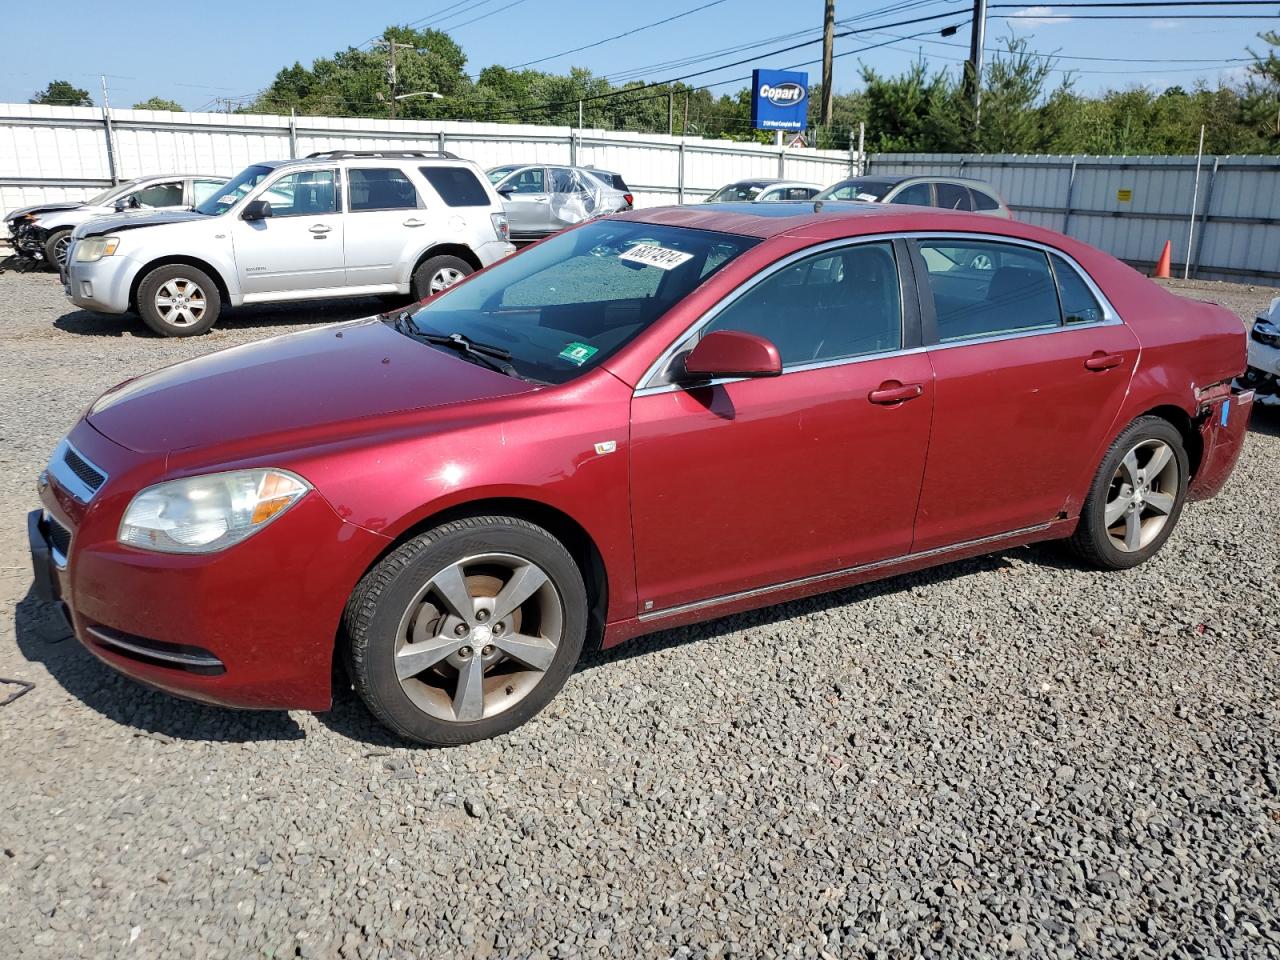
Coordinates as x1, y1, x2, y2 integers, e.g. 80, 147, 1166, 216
490, 212, 510, 242
623, 194, 634, 208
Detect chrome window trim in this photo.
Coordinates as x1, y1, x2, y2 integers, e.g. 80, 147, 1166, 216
47, 438, 108, 504
635, 232, 908, 392
634, 230, 1124, 395
639, 521, 1054, 622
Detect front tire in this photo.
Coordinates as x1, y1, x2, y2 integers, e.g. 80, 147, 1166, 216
344, 516, 587, 746
410, 254, 473, 302
1068, 416, 1189, 570
43, 229, 72, 270
137, 264, 221, 336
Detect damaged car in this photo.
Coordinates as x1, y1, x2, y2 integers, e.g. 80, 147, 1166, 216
486, 164, 626, 242
5, 174, 228, 270
1237, 295, 1280, 408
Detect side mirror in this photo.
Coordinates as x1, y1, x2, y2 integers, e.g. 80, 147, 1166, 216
678, 330, 782, 382
241, 199, 273, 221
496, 187, 514, 198
115, 195, 140, 212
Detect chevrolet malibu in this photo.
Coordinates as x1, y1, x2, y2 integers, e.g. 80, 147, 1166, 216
30, 203, 1253, 745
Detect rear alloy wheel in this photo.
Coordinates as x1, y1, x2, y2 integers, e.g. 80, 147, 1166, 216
411, 254, 474, 302
1069, 416, 1188, 570
137, 264, 221, 337
345, 516, 587, 745
43, 229, 72, 270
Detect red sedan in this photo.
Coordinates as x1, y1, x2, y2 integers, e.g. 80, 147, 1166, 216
30, 203, 1253, 745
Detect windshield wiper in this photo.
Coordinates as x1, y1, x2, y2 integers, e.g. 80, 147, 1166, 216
393, 314, 521, 378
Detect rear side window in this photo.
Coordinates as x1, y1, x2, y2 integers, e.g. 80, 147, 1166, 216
420, 166, 490, 207
935, 183, 972, 211
348, 168, 419, 212
972, 190, 1001, 212
783, 187, 818, 200
918, 239, 1061, 342
1052, 254, 1105, 324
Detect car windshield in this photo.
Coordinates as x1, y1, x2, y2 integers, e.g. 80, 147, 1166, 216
400, 221, 759, 384
86, 182, 137, 206
194, 164, 274, 216
486, 165, 520, 184
707, 183, 768, 202
815, 178, 896, 202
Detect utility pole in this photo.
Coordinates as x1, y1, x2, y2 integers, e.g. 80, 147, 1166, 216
682, 92, 690, 137
820, 0, 835, 127
381, 34, 415, 120
965, 0, 988, 131
668, 91, 675, 137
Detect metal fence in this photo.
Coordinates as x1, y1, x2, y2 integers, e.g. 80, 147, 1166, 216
0, 103, 858, 218
867, 152, 1280, 285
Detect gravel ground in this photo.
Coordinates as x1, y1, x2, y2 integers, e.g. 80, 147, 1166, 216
0, 269, 1277, 960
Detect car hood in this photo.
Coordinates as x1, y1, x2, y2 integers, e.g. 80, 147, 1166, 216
5, 201, 83, 223
87, 318, 537, 455
73, 209, 206, 239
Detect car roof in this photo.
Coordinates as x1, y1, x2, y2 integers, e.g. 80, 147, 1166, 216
130, 173, 226, 181
833, 174, 1002, 193
614, 200, 1027, 241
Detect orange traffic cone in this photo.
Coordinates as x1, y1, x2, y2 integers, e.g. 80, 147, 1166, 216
1152, 240, 1172, 279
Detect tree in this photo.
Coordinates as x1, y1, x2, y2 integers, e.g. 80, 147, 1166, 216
132, 96, 183, 111
30, 80, 92, 107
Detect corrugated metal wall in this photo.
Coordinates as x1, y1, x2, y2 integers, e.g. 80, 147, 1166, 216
868, 152, 1280, 285
0, 104, 856, 218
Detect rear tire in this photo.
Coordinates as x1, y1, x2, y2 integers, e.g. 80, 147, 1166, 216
410, 254, 473, 302
344, 516, 587, 746
1068, 416, 1189, 570
43, 229, 72, 270
137, 264, 221, 337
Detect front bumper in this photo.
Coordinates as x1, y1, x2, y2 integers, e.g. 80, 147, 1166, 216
64, 254, 142, 315
31, 422, 391, 711
7, 219, 47, 262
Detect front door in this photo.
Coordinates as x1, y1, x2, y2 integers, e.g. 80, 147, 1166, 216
910, 237, 1141, 550
499, 167, 550, 236
231, 168, 345, 294
629, 240, 935, 615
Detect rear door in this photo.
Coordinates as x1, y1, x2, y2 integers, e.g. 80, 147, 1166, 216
628, 239, 935, 614
910, 236, 1140, 550
341, 166, 423, 288
230, 167, 345, 294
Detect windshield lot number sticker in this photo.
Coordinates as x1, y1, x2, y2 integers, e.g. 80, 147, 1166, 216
619, 244, 694, 270
559, 342, 599, 366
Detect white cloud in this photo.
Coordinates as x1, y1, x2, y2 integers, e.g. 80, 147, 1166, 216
1008, 6, 1071, 27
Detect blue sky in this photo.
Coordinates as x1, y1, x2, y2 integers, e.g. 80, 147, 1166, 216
3, 0, 1266, 112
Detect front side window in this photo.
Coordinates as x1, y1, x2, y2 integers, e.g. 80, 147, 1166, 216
420, 166, 490, 206
195, 164, 274, 216
134, 181, 184, 208
783, 187, 818, 200
500, 168, 545, 195
701, 241, 902, 366
486, 165, 519, 185
260, 170, 337, 217
891, 182, 933, 206
348, 168, 418, 212
918, 239, 1061, 342
401, 221, 757, 384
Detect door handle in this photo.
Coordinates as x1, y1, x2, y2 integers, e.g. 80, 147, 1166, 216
868, 381, 924, 405
1084, 351, 1124, 371
308, 224, 332, 234
532, 196, 550, 202
403, 218, 425, 227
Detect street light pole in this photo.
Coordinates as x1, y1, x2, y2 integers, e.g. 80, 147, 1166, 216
966, 0, 988, 131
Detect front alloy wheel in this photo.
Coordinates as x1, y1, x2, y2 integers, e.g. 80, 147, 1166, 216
345, 516, 588, 745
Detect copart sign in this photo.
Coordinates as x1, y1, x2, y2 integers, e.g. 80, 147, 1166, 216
751, 69, 809, 132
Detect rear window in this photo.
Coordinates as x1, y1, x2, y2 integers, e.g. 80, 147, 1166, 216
420, 166, 491, 207
588, 170, 627, 190
973, 189, 1001, 212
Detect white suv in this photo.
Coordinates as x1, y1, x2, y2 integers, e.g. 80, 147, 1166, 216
63, 151, 516, 337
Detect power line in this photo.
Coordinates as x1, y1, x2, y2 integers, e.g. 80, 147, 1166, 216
508, 0, 729, 70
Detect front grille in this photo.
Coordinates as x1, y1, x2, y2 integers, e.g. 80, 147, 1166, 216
63, 446, 106, 493
47, 514, 72, 558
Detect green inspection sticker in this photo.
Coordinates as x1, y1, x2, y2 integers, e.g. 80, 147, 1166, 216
558, 341, 599, 366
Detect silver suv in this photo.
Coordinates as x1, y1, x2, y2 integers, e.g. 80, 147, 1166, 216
5, 174, 227, 270
64, 151, 516, 337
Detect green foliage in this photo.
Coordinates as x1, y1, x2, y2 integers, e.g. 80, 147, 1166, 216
132, 96, 184, 112
30, 80, 92, 107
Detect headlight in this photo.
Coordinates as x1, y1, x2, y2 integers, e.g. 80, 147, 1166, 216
119, 469, 310, 554
1251, 321, 1280, 349
74, 236, 120, 262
